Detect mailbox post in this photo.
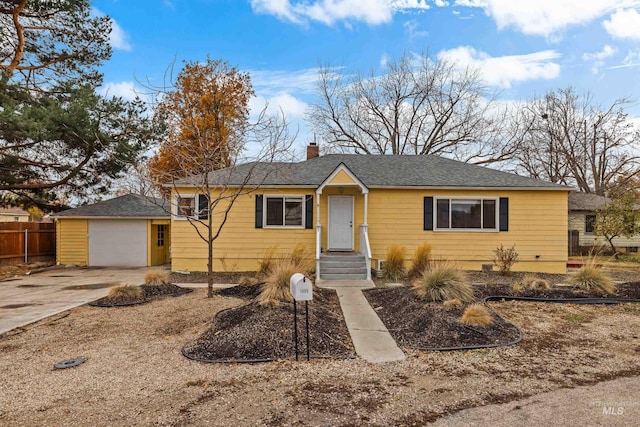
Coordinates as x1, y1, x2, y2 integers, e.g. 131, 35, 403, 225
290, 273, 313, 361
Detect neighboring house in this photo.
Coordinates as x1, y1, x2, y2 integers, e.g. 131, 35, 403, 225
170, 145, 571, 276
51, 194, 170, 267
568, 192, 640, 252
0, 207, 30, 222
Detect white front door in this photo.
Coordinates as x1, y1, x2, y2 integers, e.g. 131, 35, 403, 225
328, 196, 353, 251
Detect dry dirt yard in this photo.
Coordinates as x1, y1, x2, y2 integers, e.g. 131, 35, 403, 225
1, 287, 640, 426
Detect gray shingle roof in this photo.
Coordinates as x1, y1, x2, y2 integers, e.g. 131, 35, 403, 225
173, 154, 570, 190
568, 192, 609, 211
52, 194, 170, 218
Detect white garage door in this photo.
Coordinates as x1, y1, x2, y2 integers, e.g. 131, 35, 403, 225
88, 220, 147, 267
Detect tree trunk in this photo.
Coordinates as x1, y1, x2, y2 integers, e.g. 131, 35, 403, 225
607, 237, 617, 257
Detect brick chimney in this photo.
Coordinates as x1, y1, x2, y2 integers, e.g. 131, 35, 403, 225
306, 142, 319, 160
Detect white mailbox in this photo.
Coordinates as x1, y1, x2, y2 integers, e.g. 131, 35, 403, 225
290, 273, 313, 301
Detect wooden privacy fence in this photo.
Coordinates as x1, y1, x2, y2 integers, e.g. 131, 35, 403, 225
0, 222, 56, 266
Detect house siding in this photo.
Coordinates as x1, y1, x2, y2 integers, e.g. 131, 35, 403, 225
171, 187, 316, 272
171, 186, 569, 274
56, 219, 88, 265
368, 189, 568, 273
569, 212, 640, 248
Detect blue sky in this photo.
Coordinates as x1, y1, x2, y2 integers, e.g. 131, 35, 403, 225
94, 0, 640, 156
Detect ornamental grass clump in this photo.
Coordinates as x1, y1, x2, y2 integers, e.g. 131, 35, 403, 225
143, 271, 170, 286
257, 246, 278, 277
258, 257, 310, 308
408, 243, 432, 278
461, 303, 493, 327
521, 274, 550, 290
382, 244, 407, 282
569, 264, 616, 295
412, 263, 474, 303
106, 284, 144, 303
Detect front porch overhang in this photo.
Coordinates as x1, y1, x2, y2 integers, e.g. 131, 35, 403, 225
314, 163, 371, 280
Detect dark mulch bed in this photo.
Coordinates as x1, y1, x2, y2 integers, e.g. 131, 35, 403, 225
212, 283, 264, 299
90, 283, 193, 307
473, 281, 640, 300
364, 287, 521, 350
183, 287, 355, 362
168, 271, 256, 284
366, 279, 640, 350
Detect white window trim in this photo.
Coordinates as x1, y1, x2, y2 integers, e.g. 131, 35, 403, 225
173, 194, 197, 220
434, 196, 499, 232
263, 194, 306, 229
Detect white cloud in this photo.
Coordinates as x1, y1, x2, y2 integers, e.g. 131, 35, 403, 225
454, 0, 640, 37
249, 0, 430, 26
92, 8, 132, 51
403, 18, 429, 39
99, 81, 140, 101
380, 53, 390, 67
603, 8, 640, 40
250, 92, 309, 119
582, 45, 617, 74
437, 46, 561, 88
609, 49, 640, 69
250, 67, 320, 96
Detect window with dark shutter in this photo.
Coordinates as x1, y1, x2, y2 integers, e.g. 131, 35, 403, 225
424, 197, 434, 230
255, 195, 263, 229
198, 194, 209, 220
499, 197, 509, 232
305, 195, 314, 229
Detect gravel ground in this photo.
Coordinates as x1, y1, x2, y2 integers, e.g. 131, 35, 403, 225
1, 288, 639, 426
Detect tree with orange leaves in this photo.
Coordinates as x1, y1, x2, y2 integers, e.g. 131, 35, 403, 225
149, 58, 295, 297
147, 58, 254, 192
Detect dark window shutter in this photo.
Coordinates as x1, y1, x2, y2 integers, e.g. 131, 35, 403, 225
305, 195, 314, 229
424, 197, 434, 231
198, 194, 209, 220
255, 195, 263, 229
499, 197, 509, 231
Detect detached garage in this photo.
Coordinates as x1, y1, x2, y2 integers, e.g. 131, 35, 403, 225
52, 194, 170, 267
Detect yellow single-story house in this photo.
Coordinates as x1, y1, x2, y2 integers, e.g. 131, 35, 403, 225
569, 192, 640, 252
170, 145, 571, 277
52, 194, 171, 267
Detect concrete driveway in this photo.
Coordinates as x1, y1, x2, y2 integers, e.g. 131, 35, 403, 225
0, 267, 157, 335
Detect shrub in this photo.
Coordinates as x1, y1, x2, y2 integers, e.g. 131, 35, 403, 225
521, 274, 550, 290
493, 244, 519, 275
443, 298, 462, 309
412, 263, 474, 302
258, 257, 310, 308
382, 244, 407, 281
257, 246, 278, 277
290, 243, 307, 265
107, 285, 144, 302
461, 304, 493, 327
569, 265, 616, 295
408, 243, 432, 278
143, 271, 169, 286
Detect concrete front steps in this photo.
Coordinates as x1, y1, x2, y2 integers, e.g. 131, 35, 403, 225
319, 252, 368, 280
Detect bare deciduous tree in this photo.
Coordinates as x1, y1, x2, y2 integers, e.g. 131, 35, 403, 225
306, 52, 514, 164
150, 59, 296, 297
512, 87, 640, 195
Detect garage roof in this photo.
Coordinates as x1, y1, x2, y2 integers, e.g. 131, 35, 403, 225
52, 194, 170, 219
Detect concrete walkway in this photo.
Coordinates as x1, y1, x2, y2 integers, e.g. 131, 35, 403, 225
0, 267, 154, 335
318, 279, 405, 363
